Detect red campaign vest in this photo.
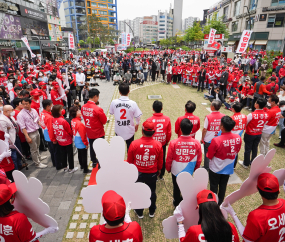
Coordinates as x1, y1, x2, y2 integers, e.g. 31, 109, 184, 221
232, 113, 247, 133
52, 117, 73, 146
246, 110, 268, 135
31, 100, 40, 114
50, 89, 63, 106
206, 112, 225, 132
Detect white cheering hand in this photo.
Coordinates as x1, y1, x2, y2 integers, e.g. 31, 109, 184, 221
173, 204, 184, 222
4, 133, 10, 140
4, 150, 11, 158
45, 226, 59, 234
221, 202, 236, 217
126, 202, 131, 216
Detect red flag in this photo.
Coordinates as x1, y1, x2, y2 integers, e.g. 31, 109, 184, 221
210, 41, 221, 50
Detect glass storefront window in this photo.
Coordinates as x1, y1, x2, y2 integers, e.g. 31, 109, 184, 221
274, 13, 285, 27
271, 0, 285, 6
266, 40, 283, 51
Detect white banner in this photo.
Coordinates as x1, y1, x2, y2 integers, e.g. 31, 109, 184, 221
208, 28, 217, 45
68, 33, 75, 50
21, 37, 36, 58
236, 30, 252, 53
121, 32, 133, 46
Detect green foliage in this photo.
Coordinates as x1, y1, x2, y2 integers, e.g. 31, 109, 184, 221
184, 22, 204, 42
203, 13, 230, 38
79, 40, 85, 46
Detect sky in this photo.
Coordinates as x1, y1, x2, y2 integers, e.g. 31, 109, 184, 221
117, 0, 215, 21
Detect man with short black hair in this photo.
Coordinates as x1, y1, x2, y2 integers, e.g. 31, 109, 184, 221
207, 116, 242, 204
251, 76, 272, 111
166, 118, 202, 207
239, 98, 268, 169
82, 89, 107, 168
110, 83, 142, 151
76, 67, 85, 102
127, 121, 163, 218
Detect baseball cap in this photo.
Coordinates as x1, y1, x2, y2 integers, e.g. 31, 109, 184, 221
52, 81, 59, 87
257, 173, 279, 193
102, 190, 126, 221
142, 121, 155, 132
254, 73, 259, 77
39, 81, 46, 86
233, 92, 237, 95
0, 183, 17, 206
197, 189, 217, 205
0, 169, 12, 186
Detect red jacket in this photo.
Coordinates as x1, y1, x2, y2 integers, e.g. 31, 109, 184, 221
82, 101, 107, 139
31, 100, 40, 115
266, 82, 279, 94
71, 117, 88, 147
50, 89, 64, 106
175, 113, 200, 138
127, 137, 163, 173
51, 117, 73, 146
254, 83, 271, 95
246, 110, 268, 136
279, 67, 285, 78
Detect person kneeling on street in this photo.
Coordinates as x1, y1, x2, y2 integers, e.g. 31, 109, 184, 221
136, 70, 145, 85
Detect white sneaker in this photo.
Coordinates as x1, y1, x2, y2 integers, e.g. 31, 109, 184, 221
248, 108, 252, 111
36, 163, 47, 169
69, 167, 79, 173
238, 160, 249, 169
40, 156, 47, 161
244, 107, 249, 109
279, 136, 281, 139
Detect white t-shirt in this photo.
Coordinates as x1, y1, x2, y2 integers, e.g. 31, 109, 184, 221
109, 96, 142, 140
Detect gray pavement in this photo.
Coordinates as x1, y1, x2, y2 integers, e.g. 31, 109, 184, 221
24, 80, 116, 242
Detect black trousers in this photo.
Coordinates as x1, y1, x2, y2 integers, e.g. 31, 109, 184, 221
178, 74, 182, 83
135, 172, 157, 215
172, 174, 182, 207
159, 144, 166, 179
209, 170, 230, 205
280, 128, 285, 145
58, 143, 74, 169
243, 133, 261, 167
251, 96, 258, 111
161, 70, 165, 80
6, 170, 14, 182
78, 86, 84, 102
21, 141, 30, 158
152, 70, 156, 81
197, 79, 205, 91
126, 135, 134, 152
38, 128, 46, 150
78, 148, 88, 172
47, 141, 57, 167
219, 84, 227, 98
89, 136, 104, 165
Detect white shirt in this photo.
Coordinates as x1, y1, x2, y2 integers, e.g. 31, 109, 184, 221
109, 96, 142, 140
76, 72, 85, 86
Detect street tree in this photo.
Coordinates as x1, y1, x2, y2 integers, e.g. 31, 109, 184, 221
203, 13, 230, 38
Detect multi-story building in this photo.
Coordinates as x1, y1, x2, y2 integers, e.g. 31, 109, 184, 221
133, 17, 143, 37
158, 7, 174, 40
173, 0, 183, 35
206, 0, 285, 52
59, 0, 117, 43
183, 17, 200, 31
139, 16, 158, 44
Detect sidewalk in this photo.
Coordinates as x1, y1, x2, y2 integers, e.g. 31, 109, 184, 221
25, 80, 117, 242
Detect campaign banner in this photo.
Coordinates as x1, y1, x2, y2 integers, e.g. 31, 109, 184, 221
204, 34, 224, 40
21, 37, 36, 58
0, 13, 23, 40
68, 33, 75, 50
211, 41, 221, 50
236, 30, 252, 53
121, 32, 132, 46
221, 46, 233, 53
208, 28, 217, 45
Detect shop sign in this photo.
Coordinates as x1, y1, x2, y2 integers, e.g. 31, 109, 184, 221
19, 5, 47, 22
42, 43, 51, 48
204, 34, 224, 40
0, 13, 23, 40
21, 18, 49, 40
0, 41, 13, 47
263, 6, 285, 12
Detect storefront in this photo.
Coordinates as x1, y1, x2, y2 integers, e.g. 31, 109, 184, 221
13, 41, 40, 59
227, 33, 242, 51
41, 41, 56, 60
0, 41, 15, 61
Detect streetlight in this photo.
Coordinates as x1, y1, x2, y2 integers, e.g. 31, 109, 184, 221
244, 6, 251, 30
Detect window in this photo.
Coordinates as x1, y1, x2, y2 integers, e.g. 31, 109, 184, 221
246, 17, 255, 29
271, 0, 285, 6
223, 6, 229, 18
99, 10, 107, 15
232, 21, 238, 31
267, 15, 275, 27
87, 1, 90, 7
160, 16, 165, 18
108, 0, 113, 3
249, 0, 258, 10
100, 17, 108, 21
234, 1, 241, 16
267, 14, 285, 27
87, 8, 91, 14
92, 9, 96, 14
266, 40, 283, 51
91, 2, 96, 6
98, 3, 107, 8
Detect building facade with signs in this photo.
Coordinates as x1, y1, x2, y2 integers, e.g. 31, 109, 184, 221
157, 7, 174, 41
139, 16, 158, 44
206, 0, 285, 52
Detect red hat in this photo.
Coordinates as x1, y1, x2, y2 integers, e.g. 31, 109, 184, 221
30, 90, 41, 97
52, 81, 59, 87
142, 121, 155, 132
233, 92, 237, 95
0, 169, 13, 186
257, 173, 279, 193
102, 190, 126, 221
18, 83, 23, 88
39, 82, 46, 86
0, 183, 17, 206
197, 189, 217, 205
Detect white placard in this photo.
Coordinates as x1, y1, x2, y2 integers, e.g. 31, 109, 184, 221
68, 33, 75, 50
236, 30, 252, 53
21, 37, 36, 58
208, 28, 217, 45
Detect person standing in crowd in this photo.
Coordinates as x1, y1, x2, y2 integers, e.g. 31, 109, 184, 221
251, 76, 272, 111
82, 89, 107, 168
76, 67, 85, 102
70, 106, 91, 174
207, 116, 242, 205
151, 60, 157, 82
89, 190, 143, 242
50, 105, 78, 173
109, 83, 142, 151
146, 100, 171, 180
279, 63, 285, 88
50, 81, 64, 106
103, 59, 111, 82
197, 65, 206, 92
219, 67, 228, 98
166, 62, 172, 84
17, 98, 47, 169
175, 101, 200, 139
239, 98, 268, 169
223, 173, 285, 242
259, 94, 281, 156
173, 189, 239, 242
166, 119, 202, 207
127, 121, 163, 219
201, 100, 224, 170
161, 59, 167, 82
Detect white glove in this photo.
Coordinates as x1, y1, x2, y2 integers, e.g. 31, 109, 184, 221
61, 94, 66, 99
4, 133, 10, 140
0, 150, 11, 161
124, 202, 132, 223
173, 204, 184, 222
66, 86, 70, 90
221, 202, 236, 217
35, 226, 59, 240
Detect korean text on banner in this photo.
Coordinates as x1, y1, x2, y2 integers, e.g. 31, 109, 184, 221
69, 33, 75, 50
208, 28, 217, 45
236, 30, 252, 53
21, 37, 36, 58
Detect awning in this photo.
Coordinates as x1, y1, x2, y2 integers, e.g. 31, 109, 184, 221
227, 41, 236, 45
42, 49, 55, 53
249, 40, 255, 45
255, 40, 268, 45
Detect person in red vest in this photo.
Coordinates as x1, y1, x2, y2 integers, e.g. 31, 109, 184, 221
30, 90, 41, 115
38, 82, 48, 100
175, 100, 200, 139
239, 98, 268, 169
50, 81, 64, 106
146, 100, 171, 180
50, 105, 78, 173
172, 63, 178, 84
127, 121, 163, 218
272, 57, 279, 72
278, 63, 285, 88
266, 76, 279, 95
201, 100, 225, 170
81, 89, 107, 168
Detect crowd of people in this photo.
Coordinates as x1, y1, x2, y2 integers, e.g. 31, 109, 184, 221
0, 47, 284, 241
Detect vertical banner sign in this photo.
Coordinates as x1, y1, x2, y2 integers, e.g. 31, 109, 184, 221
208, 28, 217, 45
68, 33, 75, 50
126, 33, 131, 46
21, 37, 36, 58
121, 32, 127, 45
236, 30, 252, 53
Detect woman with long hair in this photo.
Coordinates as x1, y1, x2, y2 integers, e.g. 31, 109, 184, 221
173, 189, 239, 242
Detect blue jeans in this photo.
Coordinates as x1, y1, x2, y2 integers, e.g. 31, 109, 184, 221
279, 118, 284, 137
11, 136, 22, 170
279, 77, 284, 90
224, 102, 231, 109
246, 98, 252, 107
229, 87, 236, 95
143, 72, 148, 82
105, 70, 110, 81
